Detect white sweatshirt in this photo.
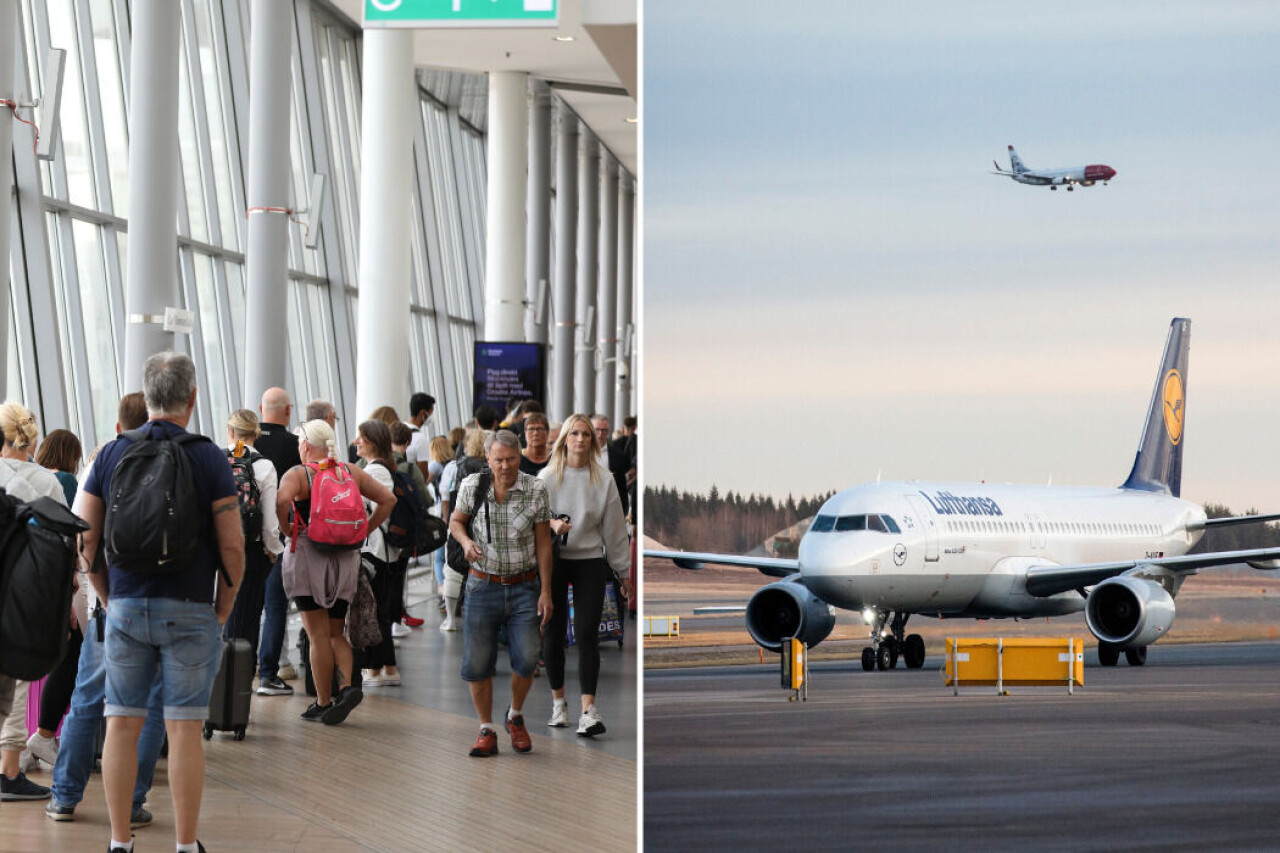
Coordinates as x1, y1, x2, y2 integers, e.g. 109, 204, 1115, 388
538, 464, 630, 577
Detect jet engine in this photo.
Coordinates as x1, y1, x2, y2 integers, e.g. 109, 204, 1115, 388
1084, 575, 1176, 648
745, 580, 836, 652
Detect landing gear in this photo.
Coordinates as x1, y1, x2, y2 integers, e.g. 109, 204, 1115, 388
1097, 642, 1120, 666
1067, 185, 1074, 191
1124, 646, 1147, 666
860, 611, 925, 671
1050, 186, 1058, 191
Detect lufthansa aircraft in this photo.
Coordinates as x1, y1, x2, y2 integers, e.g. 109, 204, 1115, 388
991, 144, 1117, 191
647, 319, 1280, 671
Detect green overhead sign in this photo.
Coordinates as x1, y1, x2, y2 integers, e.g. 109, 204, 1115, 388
364, 0, 558, 27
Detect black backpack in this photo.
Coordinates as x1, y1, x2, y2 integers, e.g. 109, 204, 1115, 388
104, 426, 210, 574
0, 489, 89, 680
385, 463, 432, 550
448, 455, 487, 508
227, 446, 264, 549
446, 469, 492, 574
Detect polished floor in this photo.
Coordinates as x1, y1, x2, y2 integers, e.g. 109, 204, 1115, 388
0, 561, 638, 851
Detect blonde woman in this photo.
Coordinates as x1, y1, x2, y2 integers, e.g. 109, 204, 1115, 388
0, 402, 66, 801
276, 420, 395, 724
223, 410, 284, 672
537, 413, 630, 737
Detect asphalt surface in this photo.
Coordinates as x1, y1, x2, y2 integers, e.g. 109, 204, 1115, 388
644, 642, 1280, 851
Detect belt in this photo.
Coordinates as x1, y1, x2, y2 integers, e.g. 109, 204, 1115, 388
469, 568, 539, 585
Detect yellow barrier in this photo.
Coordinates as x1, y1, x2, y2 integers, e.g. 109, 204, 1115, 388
643, 616, 680, 637
945, 637, 1084, 695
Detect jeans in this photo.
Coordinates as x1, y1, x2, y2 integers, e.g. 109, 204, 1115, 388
51, 615, 165, 809
460, 576, 542, 681
259, 556, 288, 679
104, 599, 222, 721
433, 546, 445, 594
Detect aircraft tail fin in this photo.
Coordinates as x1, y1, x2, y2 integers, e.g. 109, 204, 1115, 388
1121, 318, 1190, 497
1007, 144, 1028, 174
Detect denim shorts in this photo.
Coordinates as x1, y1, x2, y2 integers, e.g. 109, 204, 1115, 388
104, 598, 223, 721
460, 576, 542, 681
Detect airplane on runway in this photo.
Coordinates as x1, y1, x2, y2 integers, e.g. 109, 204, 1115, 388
646, 318, 1280, 672
991, 144, 1117, 191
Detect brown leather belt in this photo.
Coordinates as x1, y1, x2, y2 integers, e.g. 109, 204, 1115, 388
469, 568, 539, 585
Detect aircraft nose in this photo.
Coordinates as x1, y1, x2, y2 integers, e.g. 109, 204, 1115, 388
1105, 166, 1117, 179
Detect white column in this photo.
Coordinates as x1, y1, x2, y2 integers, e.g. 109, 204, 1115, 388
484, 71, 528, 342
524, 82, 551, 347
550, 108, 577, 421
355, 29, 415, 422
595, 156, 618, 419
243, 0, 294, 405
0, 0, 16, 374
122, 0, 181, 387
615, 172, 634, 424
573, 133, 599, 414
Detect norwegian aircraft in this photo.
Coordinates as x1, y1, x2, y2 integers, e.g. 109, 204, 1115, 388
647, 319, 1280, 671
991, 144, 1116, 191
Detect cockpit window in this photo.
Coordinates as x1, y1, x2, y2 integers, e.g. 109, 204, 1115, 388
867, 515, 887, 533
809, 515, 836, 532
881, 516, 901, 533
835, 515, 866, 532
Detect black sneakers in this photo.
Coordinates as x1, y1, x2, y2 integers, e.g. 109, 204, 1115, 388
321, 685, 364, 726
300, 701, 331, 722
256, 676, 293, 696
0, 771, 51, 801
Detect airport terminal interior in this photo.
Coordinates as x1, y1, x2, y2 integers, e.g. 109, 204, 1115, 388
2, 0, 637, 849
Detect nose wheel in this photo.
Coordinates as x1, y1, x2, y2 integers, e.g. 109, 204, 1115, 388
860, 611, 927, 671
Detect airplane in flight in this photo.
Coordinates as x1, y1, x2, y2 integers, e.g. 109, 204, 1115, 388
647, 319, 1280, 671
991, 144, 1117, 191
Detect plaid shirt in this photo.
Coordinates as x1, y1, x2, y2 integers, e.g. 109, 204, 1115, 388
456, 470, 550, 576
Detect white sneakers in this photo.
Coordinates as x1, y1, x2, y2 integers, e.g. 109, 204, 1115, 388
577, 704, 606, 738
390, 621, 411, 639
26, 733, 59, 767
548, 702, 569, 727
439, 615, 457, 632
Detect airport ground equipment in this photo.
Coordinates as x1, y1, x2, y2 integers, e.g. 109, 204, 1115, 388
781, 637, 808, 701
945, 637, 1084, 696
643, 616, 680, 637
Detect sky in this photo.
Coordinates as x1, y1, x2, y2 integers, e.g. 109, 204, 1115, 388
643, 0, 1280, 512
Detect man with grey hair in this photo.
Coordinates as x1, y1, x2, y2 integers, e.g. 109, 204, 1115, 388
450, 429, 553, 757
81, 351, 245, 853
305, 398, 337, 428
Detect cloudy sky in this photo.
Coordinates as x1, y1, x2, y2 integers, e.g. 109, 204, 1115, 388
643, 1, 1280, 512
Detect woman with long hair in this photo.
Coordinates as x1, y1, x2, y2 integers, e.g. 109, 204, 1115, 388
537, 413, 630, 737
34, 428, 82, 506
353, 420, 403, 686
0, 402, 66, 800
276, 420, 395, 724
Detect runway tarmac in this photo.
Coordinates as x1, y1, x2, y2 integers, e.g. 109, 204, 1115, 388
644, 642, 1280, 851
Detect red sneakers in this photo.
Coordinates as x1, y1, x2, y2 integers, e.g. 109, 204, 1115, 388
469, 728, 498, 757
505, 711, 532, 753
402, 614, 425, 628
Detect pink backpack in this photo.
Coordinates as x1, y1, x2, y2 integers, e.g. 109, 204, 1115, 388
295, 461, 368, 552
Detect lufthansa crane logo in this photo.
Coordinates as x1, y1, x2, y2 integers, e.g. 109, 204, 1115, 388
893, 544, 907, 566
1162, 369, 1184, 445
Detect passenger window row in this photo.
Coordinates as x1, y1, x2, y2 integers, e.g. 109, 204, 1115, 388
943, 519, 1162, 536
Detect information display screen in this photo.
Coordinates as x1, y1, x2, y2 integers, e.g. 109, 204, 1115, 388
473, 342, 546, 414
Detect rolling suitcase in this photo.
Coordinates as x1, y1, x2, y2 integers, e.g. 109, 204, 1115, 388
204, 638, 252, 741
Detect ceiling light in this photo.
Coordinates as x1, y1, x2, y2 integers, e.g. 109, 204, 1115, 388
553, 35, 574, 42
624, 117, 637, 124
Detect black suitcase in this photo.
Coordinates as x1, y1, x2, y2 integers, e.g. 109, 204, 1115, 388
204, 638, 252, 740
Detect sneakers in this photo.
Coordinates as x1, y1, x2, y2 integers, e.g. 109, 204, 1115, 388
321, 685, 363, 725
256, 676, 293, 696
1, 771, 51, 801
45, 800, 75, 821
577, 704, 606, 738
277, 663, 298, 681
300, 701, 331, 722
390, 621, 411, 638
505, 710, 532, 753
469, 727, 499, 757
548, 702, 569, 728
130, 805, 153, 828
26, 732, 59, 766
107, 836, 134, 853
402, 614, 425, 628
439, 616, 457, 632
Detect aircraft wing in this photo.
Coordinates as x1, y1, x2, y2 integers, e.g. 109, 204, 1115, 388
1024, 545, 1280, 597
644, 549, 800, 578
1186, 512, 1280, 531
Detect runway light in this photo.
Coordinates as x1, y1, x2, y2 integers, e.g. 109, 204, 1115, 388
862, 607, 876, 625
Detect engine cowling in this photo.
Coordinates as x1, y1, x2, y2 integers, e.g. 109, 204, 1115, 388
1085, 576, 1176, 648
745, 580, 836, 652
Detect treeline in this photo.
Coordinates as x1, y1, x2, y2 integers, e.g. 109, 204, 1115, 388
1190, 504, 1280, 555
643, 485, 834, 554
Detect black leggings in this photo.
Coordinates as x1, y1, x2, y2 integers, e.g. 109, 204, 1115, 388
543, 556, 610, 695
40, 626, 83, 732
223, 545, 273, 663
